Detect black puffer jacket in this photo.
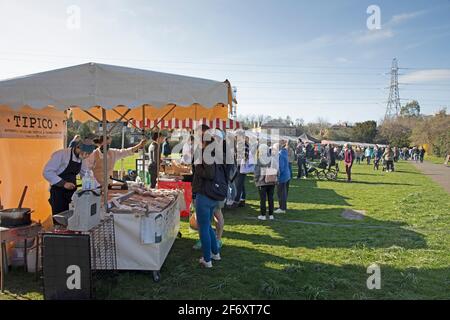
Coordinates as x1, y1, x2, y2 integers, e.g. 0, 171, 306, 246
192, 163, 216, 195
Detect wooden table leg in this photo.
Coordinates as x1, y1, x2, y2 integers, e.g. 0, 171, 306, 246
35, 235, 40, 281
24, 239, 28, 273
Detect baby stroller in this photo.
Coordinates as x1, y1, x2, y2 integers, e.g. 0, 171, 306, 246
307, 157, 338, 181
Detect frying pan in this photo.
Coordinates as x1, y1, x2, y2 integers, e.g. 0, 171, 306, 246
0, 186, 32, 227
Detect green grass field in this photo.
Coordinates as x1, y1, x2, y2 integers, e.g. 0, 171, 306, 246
425, 155, 446, 165
1, 160, 449, 300
114, 154, 139, 171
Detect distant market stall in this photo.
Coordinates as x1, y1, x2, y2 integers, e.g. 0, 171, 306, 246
0, 62, 236, 291
321, 140, 388, 148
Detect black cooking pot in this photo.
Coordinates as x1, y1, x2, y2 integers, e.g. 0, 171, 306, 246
0, 208, 32, 228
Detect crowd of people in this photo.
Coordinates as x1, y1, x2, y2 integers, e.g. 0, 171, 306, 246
177, 129, 438, 268
177, 127, 296, 268
61, 130, 434, 269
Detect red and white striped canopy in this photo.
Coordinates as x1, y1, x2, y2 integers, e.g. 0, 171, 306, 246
130, 118, 240, 130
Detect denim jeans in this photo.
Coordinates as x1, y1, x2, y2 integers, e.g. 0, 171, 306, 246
195, 193, 219, 263
234, 173, 247, 203
277, 182, 288, 211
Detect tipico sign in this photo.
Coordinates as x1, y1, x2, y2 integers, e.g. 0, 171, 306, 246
0, 109, 66, 139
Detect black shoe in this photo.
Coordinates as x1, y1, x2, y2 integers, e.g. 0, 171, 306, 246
238, 201, 246, 208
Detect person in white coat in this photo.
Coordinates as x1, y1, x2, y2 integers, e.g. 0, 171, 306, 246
43, 138, 96, 215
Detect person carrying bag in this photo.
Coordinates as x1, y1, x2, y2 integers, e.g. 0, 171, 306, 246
254, 144, 278, 221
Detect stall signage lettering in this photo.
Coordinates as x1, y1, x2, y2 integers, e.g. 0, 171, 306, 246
0, 109, 65, 139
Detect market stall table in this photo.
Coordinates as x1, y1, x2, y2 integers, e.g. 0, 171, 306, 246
108, 188, 185, 282
0, 223, 42, 292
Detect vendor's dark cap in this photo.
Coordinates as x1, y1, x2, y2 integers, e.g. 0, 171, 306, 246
78, 138, 96, 153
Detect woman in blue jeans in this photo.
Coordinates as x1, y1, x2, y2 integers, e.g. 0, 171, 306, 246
191, 125, 221, 268
195, 193, 220, 268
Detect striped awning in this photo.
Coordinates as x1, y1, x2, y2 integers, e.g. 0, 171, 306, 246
130, 118, 240, 130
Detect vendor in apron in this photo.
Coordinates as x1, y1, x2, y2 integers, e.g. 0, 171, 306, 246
43, 139, 96, 215
86, 136, 147, 187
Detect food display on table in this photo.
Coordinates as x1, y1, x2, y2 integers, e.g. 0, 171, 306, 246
109, 185, 180, 214
160, 160, 192, 180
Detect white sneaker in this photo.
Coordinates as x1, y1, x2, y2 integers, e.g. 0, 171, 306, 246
211, 253, 221, 261
269, 215, 274, 220
258, 215, 267, 221
199, 257, 212, 268
274, 209, 286, 214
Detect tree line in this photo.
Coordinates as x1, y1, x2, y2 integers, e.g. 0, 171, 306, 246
238, 101, 449, 157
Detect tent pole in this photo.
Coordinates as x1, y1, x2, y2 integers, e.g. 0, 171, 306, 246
120, 124, 125, 180
107, 108, 131, 135
111, 109, 141, 131
64, 118, 68, 148
148, 104, 177, 131
102, 108, 109, 214
142, 105, 146, 185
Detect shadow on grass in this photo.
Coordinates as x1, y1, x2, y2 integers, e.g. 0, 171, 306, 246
98, 239, 447, 299
0, 230, 442, 300
344, 181, 418, 186
223, 207, 427, 250
393, 170, 423, 175
226, 170, 428, 250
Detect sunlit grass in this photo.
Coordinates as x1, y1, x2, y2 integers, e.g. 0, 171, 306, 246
2, 160, 449, 300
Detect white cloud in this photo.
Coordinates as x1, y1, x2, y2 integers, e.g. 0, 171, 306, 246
350, 9, 428, 46
400, 69, 450, 83
354, 29, 394, 44
388, 10, 427, 26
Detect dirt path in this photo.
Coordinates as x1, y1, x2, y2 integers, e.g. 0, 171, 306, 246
412, 160, 450, 194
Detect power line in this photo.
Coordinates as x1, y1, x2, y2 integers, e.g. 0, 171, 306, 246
0, 51, 448, 71
239, 86, 450, 91
0, 57, 383, 76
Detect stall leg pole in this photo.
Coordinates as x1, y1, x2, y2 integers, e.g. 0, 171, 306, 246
102, 108, 109, 213
142, 105, 146, 186
120, 124, 125, 180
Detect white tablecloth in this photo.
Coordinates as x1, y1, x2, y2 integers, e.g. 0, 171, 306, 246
112, 192, 184, 271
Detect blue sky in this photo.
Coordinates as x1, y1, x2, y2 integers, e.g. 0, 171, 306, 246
0, 0, 449, 123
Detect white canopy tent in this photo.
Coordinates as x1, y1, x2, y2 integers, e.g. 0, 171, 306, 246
0, 62, 231, 110
0, 62, 234, 221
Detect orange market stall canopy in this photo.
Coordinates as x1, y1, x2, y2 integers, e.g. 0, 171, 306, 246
0, 62, 235, 228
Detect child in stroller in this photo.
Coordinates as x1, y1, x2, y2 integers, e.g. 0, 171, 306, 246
306, 157, 338, 180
